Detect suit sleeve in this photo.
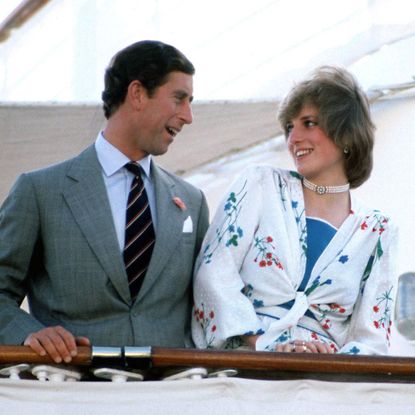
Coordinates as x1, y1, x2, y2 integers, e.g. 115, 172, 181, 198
0, 174, 46, 344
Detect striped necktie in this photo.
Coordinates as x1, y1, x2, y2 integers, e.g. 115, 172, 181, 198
123, 162, 156, 301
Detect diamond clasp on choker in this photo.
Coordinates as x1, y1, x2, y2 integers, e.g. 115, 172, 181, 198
303, 178, 350, 195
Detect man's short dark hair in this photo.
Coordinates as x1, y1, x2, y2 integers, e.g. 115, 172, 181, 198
102, 40, 195, 119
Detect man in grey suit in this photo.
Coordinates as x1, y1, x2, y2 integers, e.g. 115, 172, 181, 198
0, 40, 209, 363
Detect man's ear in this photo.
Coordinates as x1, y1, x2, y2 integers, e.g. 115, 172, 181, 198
127, 80, 147, 111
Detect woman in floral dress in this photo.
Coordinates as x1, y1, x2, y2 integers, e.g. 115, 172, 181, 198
192, 66, 398, 355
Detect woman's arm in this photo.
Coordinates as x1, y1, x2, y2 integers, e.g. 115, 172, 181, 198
192, 167, 267, 349
339, 214, 399, 355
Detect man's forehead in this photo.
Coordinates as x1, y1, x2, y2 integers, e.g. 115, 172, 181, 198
165, 71, 193, 84
165, 72, 193, 94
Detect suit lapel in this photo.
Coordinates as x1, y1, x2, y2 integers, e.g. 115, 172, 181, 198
136, 163, 186, 300
62, 146, 130, 304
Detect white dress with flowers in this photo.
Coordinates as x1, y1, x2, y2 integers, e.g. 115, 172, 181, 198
192, 165, 399, 355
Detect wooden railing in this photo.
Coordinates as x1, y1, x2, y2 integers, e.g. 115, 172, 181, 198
1, 346, 415, 382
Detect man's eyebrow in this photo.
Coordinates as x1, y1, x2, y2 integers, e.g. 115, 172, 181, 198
173, 90, 194, 102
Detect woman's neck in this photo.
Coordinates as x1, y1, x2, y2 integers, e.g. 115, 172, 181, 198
303, 187, 351, 229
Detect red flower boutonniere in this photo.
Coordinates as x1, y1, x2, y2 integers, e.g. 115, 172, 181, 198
173, 197, 187, 211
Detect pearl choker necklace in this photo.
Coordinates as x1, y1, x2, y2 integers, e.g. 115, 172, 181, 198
303, 178, 350, 195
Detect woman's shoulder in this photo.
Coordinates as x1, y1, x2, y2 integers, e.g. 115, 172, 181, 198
351, 195, 397, 232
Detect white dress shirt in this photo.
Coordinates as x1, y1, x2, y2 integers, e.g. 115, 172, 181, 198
95, 132, 157, 251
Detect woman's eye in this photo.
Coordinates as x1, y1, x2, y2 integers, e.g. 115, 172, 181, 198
286, 123, 293, 133
305, 120, 317, 127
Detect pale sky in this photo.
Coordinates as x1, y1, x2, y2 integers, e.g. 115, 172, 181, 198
1, 0, 415, 101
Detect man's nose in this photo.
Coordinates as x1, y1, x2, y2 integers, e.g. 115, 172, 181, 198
180, 102, 193, 124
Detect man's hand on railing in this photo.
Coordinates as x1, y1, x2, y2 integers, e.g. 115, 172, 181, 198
23, 326, 90, 363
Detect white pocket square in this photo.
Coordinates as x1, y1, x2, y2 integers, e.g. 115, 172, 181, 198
182, 216, 193, 233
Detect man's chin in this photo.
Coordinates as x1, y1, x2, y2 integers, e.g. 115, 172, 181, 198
151, 146, 170, 156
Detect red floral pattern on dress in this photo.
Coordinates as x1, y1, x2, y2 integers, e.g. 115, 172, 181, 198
360, 215, 388, 236
310, 331, 338, 352
372, 287, 394, 345
194, 303, 217, 348
253, 235, 284, 269
311, 303, 347, 332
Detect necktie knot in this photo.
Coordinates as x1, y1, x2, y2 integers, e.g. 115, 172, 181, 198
125, 162, 143, 178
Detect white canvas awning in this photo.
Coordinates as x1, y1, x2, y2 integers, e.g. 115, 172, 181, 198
0, 101, 280, 203
1, 377, 415, 415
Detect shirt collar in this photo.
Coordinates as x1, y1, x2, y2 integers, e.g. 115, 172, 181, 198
95, 132, 152, 179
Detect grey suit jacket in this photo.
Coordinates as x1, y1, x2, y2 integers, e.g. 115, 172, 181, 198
0, 145, 209, 347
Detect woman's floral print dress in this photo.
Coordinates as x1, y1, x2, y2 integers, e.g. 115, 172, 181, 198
192, 166, 398, 355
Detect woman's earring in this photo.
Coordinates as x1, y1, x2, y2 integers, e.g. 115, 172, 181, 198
343, 147, 349, 154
